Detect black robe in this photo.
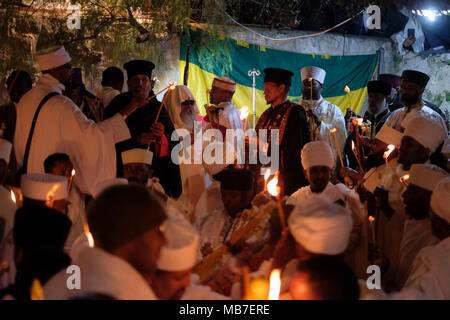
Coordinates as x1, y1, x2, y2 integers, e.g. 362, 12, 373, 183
256, 100, 310, 196
104, 91, 182, 198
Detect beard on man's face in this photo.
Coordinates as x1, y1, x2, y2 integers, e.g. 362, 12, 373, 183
401, 92, 420, 107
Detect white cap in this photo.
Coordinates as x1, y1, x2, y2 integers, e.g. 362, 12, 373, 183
21, 173, 68, 201
375, 125, 403, 148
91, 178, 128, 198
121, 148, 153, 165
288, 195, 353, 255
212, 77, 236, 93
430, 177, 450, 223
35, 46, 71, 71
202, 141, 236, 176
301, 141, 335, 170
157, 217, 199, 272
442, 138, 450, 156
408, 164, 448, 192
301, 66, 326, 85
403, 116, 447, 152
0, 138, 12, 164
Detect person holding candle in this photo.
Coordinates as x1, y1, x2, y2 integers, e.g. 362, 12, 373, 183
256, 68, 310, 196
287, 141, 368, 278
300, 66, 347, 172
104, 59, 182, 198
391, 164, 447, 291
205, 77, 243, 136
44, 184, 167, 300
384, 70, 446, 133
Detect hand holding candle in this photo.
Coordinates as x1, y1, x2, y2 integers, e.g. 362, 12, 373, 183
383, 144, 395, 168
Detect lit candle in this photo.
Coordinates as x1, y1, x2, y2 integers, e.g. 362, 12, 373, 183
267, 174, 285, 229
240, 106, 249, 132
400, 174, 410, 187
368, 216, 376, 245
146, 82, 177, 102
10, 190, 16, 205
344, 85, 352, 110
309, 78, 315, 140
352, 141, 364, 174
330, 128, 344, 168
383, 144, 395, 168
66, 169, 76, 200
268, 269, 281, 300
263, 170, 270, 192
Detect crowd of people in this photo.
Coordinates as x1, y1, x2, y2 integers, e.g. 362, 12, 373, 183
0, 45, 448, 300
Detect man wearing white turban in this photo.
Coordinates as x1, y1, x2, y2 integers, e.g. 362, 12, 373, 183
14, 46, 137, 196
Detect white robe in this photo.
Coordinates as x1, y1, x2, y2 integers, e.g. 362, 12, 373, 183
14, 74, 130, 195
394, 218, 439, 290
44, 247, 158, 300
193, 180, 224, 229
400, 237, 450, 300
384, 101, 447, 133
64, 185, 86, 254
100, 86, 121, 108
216, 102, 243, 130
301, 97, 347, 163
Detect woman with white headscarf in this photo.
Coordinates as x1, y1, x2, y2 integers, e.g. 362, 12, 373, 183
163, 85, 209, 221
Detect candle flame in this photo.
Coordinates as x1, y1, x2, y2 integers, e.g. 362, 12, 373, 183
344, 85, 350, 93
400, 174, 410, 186
264, 170, 270, 181
10, 190, 16, 204
330, 128, 337, 134
356, 118, 363, 126
240, 106, 249, 120
87, 232, 95, 248
169, 82, 176, 90
268, 269, 281, 300
267, 176, 280, 197
308, 77, 313, 81
71, 169, 76, 177
368, 216, 375, 223
351, 140, 356, 151
383, 144, 395, 159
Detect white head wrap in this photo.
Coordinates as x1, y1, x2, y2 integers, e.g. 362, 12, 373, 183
288, 195, 353, 255
212, 77, 236, 93
430, 177, 450, 223
403, 116, 447, 152
301, 66, 326, 85
121, 148, 153, 166
301, 141, 335, 170
91, 178, 128, 198
157, 216, 199, 272
408, 164, 448, 192
375, 125, 403, 148
0, 138, 12, 164
35, 46, 71, 71
21, 173, 68, 201
163, 85, 200, 131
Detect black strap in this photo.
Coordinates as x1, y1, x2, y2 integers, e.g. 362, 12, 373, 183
21, 92, 59, 173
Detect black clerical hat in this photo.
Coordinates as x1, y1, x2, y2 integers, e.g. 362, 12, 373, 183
401, 70, 430, 88
379, 74, 401, 89
214, 168, 254, 191
263, 68, 294, 86
368, 80, 392, 96
123, 60, 155, 79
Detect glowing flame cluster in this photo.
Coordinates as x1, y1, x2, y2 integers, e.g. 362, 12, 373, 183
268, 269, 281, 300
264, 170, 271, 181
368, 216, 375, 223
383, 144, 395, 159
330, 128, 337, 134
400, 174, 410, 186
240, 106, 249, 120
267, 175, 280, 197
344, 85, 351, 93
169, 82, 177, 91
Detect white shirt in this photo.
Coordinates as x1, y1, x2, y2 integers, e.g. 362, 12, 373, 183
44, 247, 158, 300
14, 74, 130, 195
101, 86, 121, 108
301, 97, 347, 163
216, 102, 243, 130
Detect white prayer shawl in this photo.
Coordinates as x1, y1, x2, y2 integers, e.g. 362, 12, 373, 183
216, 102, 244, 130
14, 74, 130, 195
44, 247, 158, 300
384, 101, 447, 133
391, 7, 425, 56
101, 86, 121, 108
193, 180, 224, 228
0, 186, 16, 245
288, 182, 368, 278
394, 218, 439, 290
301, 97, 347, 162
181, 274, 231, 300
64, 185, 86, 253
402, 237, 450, 300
